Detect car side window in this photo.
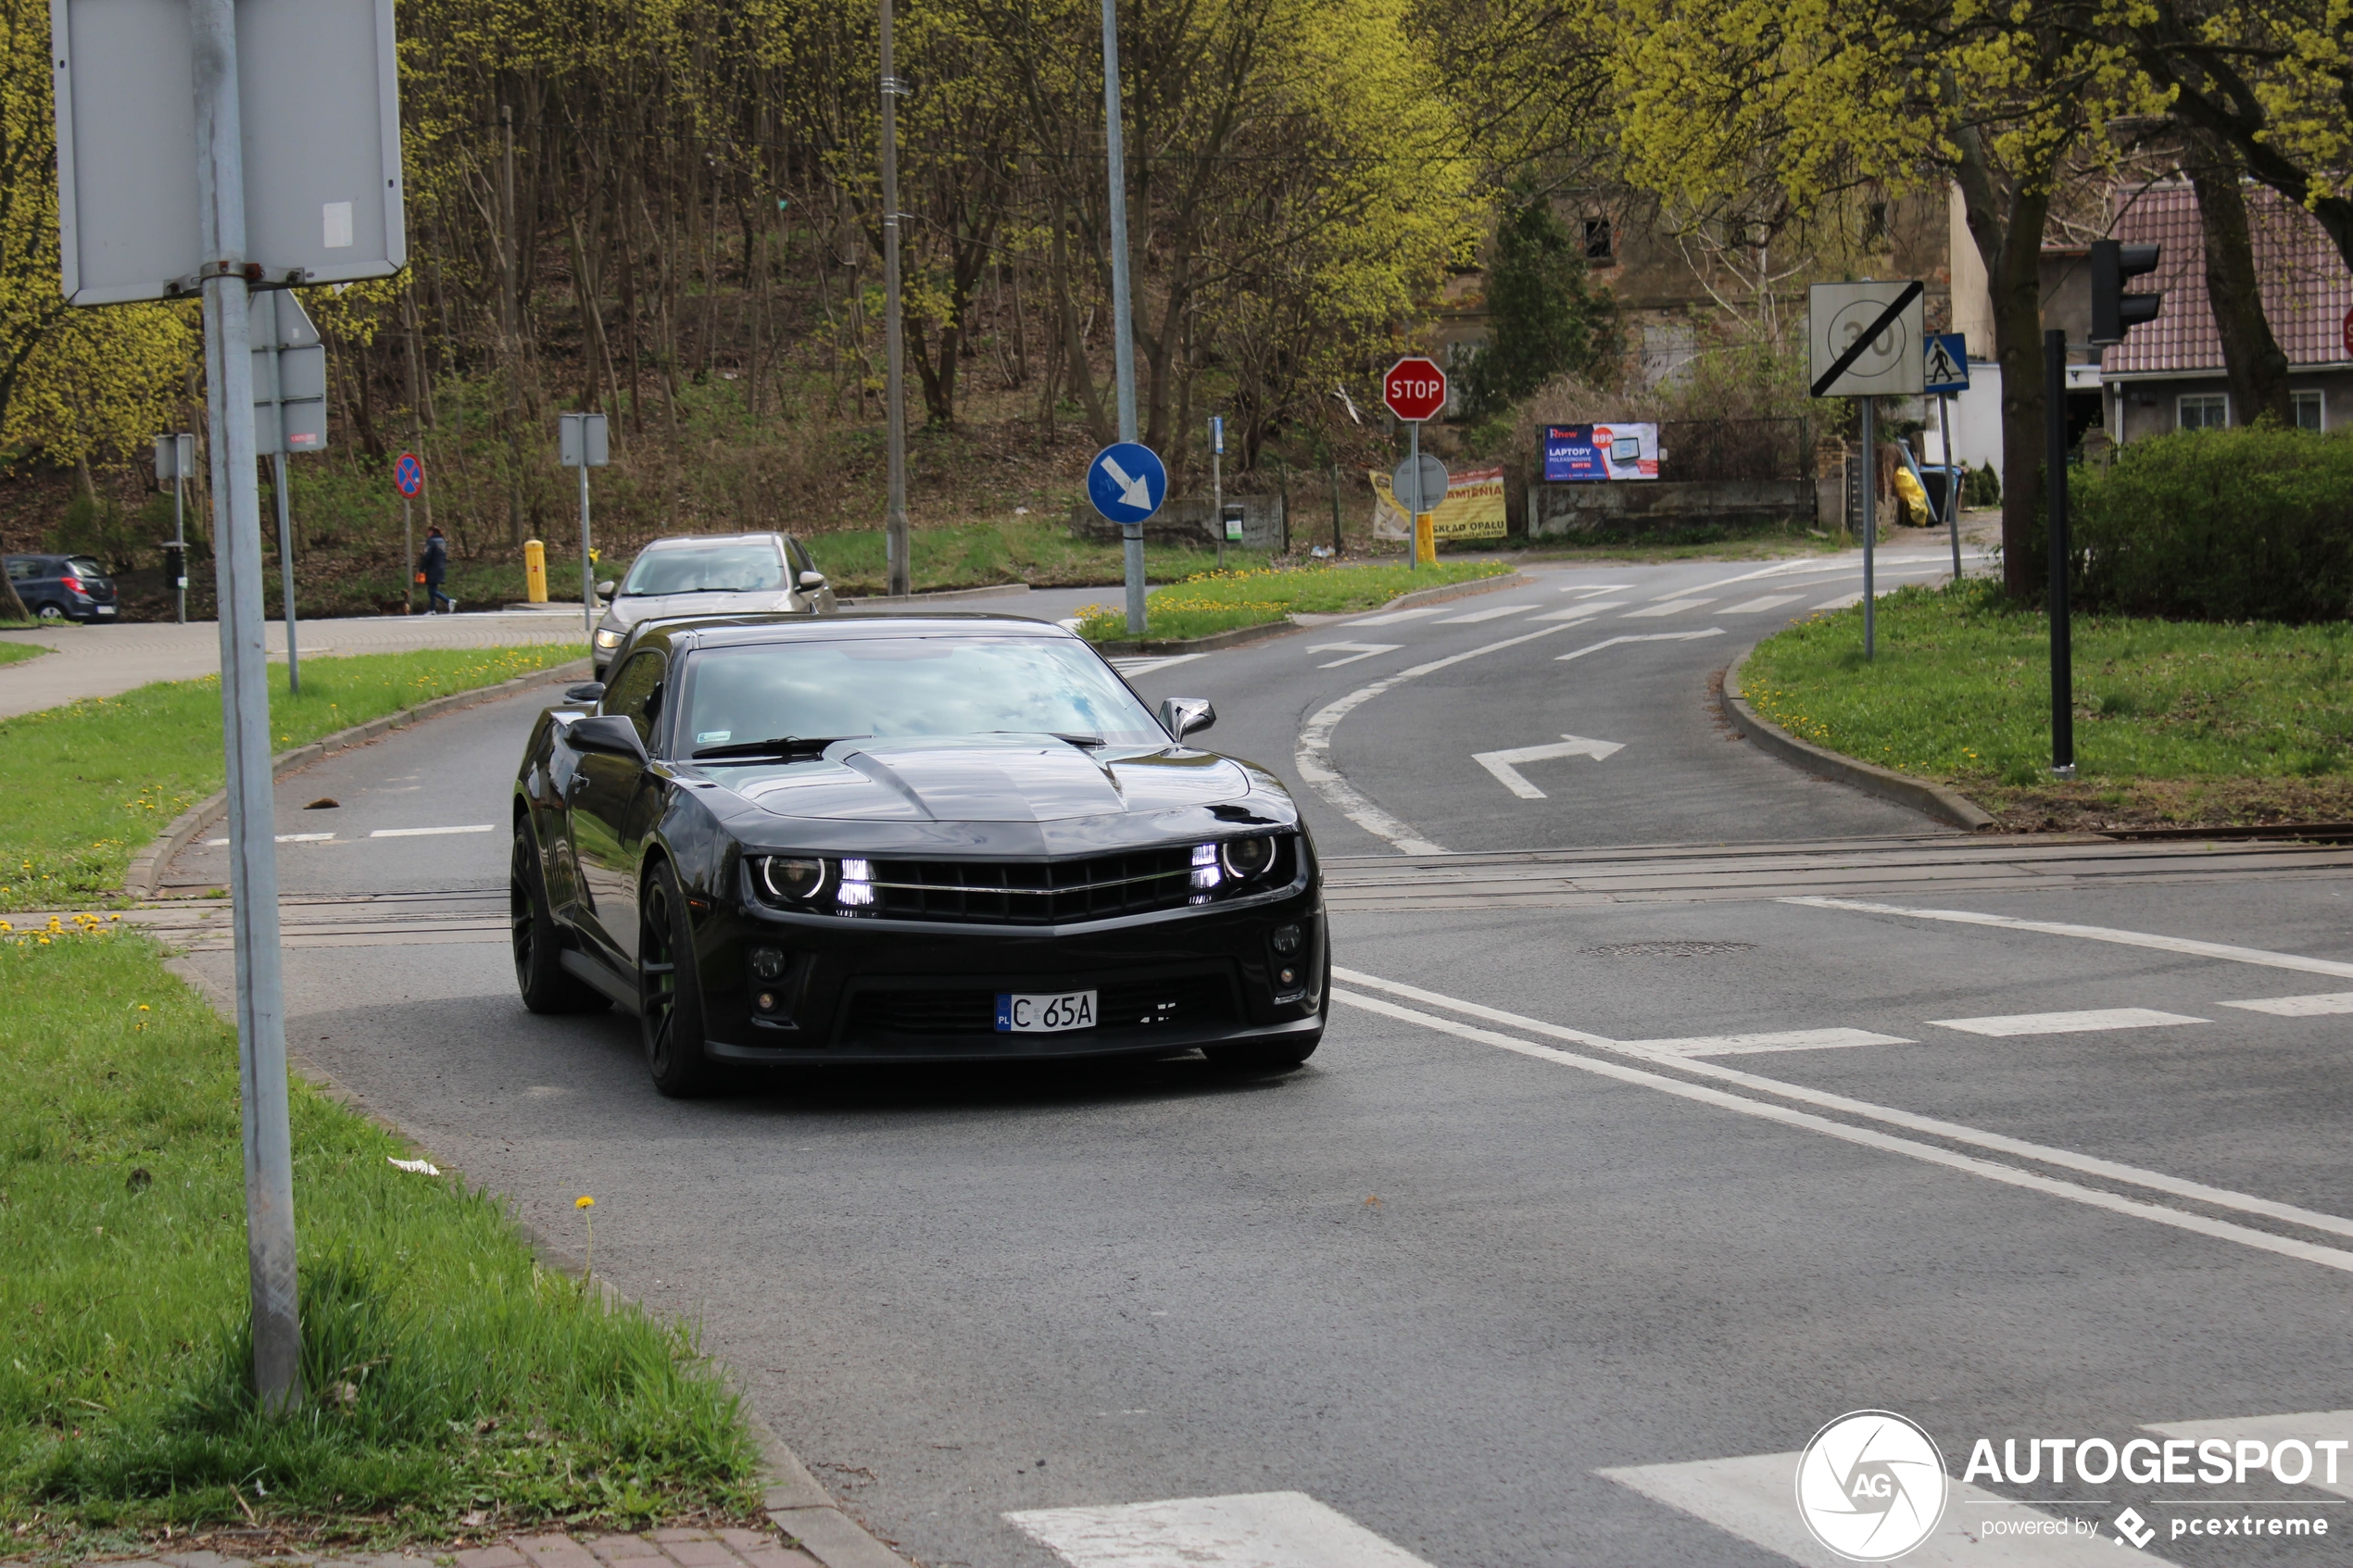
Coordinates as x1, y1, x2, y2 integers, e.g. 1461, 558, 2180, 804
602, 652, 668, 750
786, 537, 814, 578
4, 558, 30, 582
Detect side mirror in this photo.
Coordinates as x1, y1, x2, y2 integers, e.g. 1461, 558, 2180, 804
596, 579, 617, 597
567, 712, 647, 763
799, 570, 827, 590
1157, 696, 1216, 741
563, 682, 606, 703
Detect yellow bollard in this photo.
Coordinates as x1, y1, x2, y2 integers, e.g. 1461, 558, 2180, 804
1414, 512, 1437, 568
523, 539, 548, 603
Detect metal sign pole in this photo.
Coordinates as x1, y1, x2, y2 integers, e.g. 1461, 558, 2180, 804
579, 462, 594, 638
1212, 416, 1224, 571
172, 461, 186, 625
1938, 392, 1961, 583
1860, 395, 1876, 659
1407, 419, 1421, 570
192, 0, 299, 1412
403, 497, 412, 614
1101, 0, 1144, 633
273, 451, 297, 694
2045, 329, 2074, 777
878, 0, 911, 599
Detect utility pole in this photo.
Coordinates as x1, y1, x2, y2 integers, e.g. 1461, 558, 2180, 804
879, 0, 911, 597
1101, 0, 1144, 634
191, 0, 300, 1413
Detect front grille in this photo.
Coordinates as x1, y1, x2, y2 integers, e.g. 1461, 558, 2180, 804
865, 847, 1197, 924
844, 972, 1236, 1040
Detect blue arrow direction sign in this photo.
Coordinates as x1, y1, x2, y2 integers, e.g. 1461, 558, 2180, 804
1924, 332, 1969, 394
1087, 441, 1167, 522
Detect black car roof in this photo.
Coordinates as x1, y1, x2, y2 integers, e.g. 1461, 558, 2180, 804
628, 611, 1074, 657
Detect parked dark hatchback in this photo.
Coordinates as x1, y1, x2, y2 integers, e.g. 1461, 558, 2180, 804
5, 554, 119, 621
510, 613, 1328, 1096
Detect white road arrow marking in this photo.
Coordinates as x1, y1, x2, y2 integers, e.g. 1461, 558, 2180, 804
1008, 1491, 1436, 1568
1306, 642, 1401, 668
1473, 734, 1623, 798
1099, 454, 1152, 510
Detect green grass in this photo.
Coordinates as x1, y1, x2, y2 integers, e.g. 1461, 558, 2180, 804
1742, 579, 2353, 829
0, 930, 759, 1549
0, 640, 51, 666
1076, 560, 1511, 643
782, 517, 1270, 596
0, 645, 584, 913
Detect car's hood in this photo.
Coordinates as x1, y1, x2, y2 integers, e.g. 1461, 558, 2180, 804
712, 734, 1248, 822
611, 590, 799, 626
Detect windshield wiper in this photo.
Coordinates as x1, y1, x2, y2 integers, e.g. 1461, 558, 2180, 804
993, 729, 1105, 749
692, 734, 866, 760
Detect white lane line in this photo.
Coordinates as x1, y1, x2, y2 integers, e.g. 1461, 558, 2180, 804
1344, 606, 1443, 627
1930, 1008, 2207, 1036
1294, 618, 1605, 855
1331, 966, 2353, 1251
369, 824, 495, 838
1601, 1452, 2164, 1566
1623, 1027, 1914, 1057
1621, 597, 1713, 618
2142, 1411, 2353, 1502
1005, 1491, 1435, 1568
1718, 593, 1805, 614
1433, 601, 1538, 623
203, 833, 335, 846
1109, 653, 1206, 677
1555, 629, 1725, 662
1334, 985, 2353, 1275
1305, 643, 1400, 669
1813, 591, 1862, 609
1782, 896, 2353, 981
1559, 582, 1634, 595
1529, 599, 1629, 621
2223, 992, 2353, 1016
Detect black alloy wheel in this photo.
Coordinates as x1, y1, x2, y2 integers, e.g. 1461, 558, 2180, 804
511, 822, 607, 1014
639, 859, 719, 1098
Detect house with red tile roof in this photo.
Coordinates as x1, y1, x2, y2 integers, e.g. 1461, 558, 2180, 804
2100, 182, 2353, 442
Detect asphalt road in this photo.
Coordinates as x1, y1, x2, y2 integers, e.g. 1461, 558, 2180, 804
167, 546, 2353, 1568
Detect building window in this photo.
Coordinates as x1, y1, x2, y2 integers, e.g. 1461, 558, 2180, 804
2293, 389, 2323, 432
1584, 217, 1613, 264
2177, 393, 2228, 431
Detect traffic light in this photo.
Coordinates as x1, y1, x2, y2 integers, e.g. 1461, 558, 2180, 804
2091, 239, 2161, 345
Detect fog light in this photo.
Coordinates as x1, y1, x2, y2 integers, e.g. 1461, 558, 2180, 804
756, 991, 778, 1012
837, 857, 875, 909
749, 946, 786, 981
1278, 967, 1296, 985
1271, 922, 1302, 955
1190, 843, 1223, 891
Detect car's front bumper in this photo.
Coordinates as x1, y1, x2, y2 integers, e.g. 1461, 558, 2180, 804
691, 883, 1327, 1065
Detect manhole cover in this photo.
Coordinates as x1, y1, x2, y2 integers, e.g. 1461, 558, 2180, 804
1580, 940, 1758, 958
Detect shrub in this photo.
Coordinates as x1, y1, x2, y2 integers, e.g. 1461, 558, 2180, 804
2063, 427, 2353, 623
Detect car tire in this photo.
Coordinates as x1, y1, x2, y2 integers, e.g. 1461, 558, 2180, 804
511, 822, 608, 1014
1203, 951, 1329, 1075
34, 602, 64, 621
639, 859, 721, 1098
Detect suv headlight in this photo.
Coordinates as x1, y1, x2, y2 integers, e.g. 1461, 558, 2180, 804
593, 628, 623, 651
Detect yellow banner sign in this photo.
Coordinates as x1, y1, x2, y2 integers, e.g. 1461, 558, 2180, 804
1370, 464, 1508, 540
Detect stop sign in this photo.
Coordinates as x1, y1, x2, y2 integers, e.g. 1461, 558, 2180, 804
1383, 357, 1448, 422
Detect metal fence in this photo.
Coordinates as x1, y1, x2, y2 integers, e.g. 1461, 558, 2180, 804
1657, 418, 1813, 483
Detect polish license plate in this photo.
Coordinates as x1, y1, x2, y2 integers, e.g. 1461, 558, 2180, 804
94, 604, 116, 615
996, 990, 1097, 1033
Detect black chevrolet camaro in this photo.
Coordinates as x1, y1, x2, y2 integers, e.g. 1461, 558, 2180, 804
510, 613, 1328, 1096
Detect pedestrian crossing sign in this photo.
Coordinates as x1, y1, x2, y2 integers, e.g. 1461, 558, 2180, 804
1924, 333, 1969, 394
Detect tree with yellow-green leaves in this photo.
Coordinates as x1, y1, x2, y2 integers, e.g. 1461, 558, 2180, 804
0, 0, 196, 474
1608, 0, 2160, 596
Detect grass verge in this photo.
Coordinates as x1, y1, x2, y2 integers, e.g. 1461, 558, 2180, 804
1076, 560, 1512, 642
1741, 579, 2353, 831
0, 639, 51, 666
0, 928, 759, 1553
0, 644, 584, 913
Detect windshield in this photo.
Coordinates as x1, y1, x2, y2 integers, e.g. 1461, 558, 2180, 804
67, 558, 104, 578
681, 637, 1165, 753
621, 542, 784, 596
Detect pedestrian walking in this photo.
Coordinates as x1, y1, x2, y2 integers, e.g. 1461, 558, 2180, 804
419, 525, 457, 615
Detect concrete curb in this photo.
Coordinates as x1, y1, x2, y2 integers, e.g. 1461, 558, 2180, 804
1720, 645, 1996, 833
841, 583, 1029, 608
1090, 570, 1530, 656
123, 658, 596, 899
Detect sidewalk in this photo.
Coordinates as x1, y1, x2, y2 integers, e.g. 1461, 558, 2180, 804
85, 1526, 818, 1568
0, 612, 587, 720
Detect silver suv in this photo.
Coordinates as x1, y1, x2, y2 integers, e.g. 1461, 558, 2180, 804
591, 532, 836, 675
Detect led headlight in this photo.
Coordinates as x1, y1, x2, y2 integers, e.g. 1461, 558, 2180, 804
593, 628, 623, 651
760, 856, 826, 901
1219, 835, 1276, 880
